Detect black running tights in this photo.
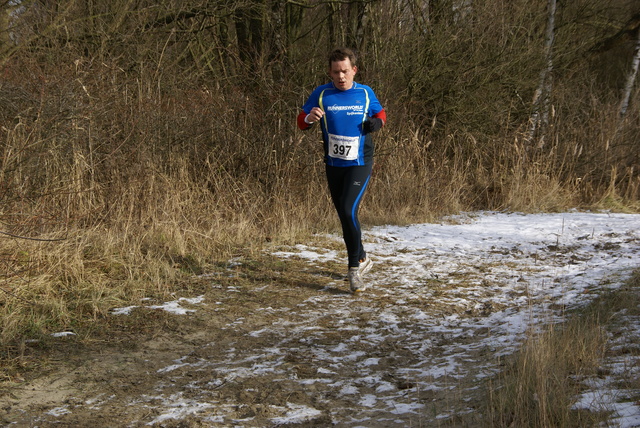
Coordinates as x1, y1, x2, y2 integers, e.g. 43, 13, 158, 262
325, 164, 372, 268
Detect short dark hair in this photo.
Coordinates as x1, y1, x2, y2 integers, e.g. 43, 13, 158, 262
328, 47, 357, 68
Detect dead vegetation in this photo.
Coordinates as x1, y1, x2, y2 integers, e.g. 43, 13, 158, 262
1, 0, 640, 424
483, 271, 640, 428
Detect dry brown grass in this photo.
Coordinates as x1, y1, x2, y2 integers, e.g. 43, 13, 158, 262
483, 271, 640, 427
486, 318, 608, 427
1, 0, 638, 360
0, 63, 637, 352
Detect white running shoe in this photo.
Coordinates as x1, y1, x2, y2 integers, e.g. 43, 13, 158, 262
348, 267, 366, 293
358, 256, 373, 277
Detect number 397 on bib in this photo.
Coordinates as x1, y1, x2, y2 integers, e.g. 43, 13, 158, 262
328, 133, 359, 161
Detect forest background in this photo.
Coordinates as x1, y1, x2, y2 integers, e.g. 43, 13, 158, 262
0, 0, 639, 349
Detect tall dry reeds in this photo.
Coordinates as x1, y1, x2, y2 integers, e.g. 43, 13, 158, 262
1, 0, 639, 349
485, 316, 608, 427
483, 271, 640, 427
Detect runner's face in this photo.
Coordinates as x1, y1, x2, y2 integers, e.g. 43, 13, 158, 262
329, 59, 357, 91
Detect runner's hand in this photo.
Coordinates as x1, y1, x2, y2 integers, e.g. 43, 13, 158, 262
363, 118, 383, 133
306, 107, 324, 124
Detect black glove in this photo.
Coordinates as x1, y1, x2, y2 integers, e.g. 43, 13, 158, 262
363, 118, 383, 134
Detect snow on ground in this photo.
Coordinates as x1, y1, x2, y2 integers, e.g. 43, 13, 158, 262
70, 212, 640, 425
274, 211, 640, 425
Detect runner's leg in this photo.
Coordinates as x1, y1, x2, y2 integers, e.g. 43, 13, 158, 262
325, 164, 373, 267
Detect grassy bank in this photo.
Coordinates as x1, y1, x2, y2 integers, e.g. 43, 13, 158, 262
482, 270, 640, 427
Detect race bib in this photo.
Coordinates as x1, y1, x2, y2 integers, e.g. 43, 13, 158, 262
328, 133, 359, 161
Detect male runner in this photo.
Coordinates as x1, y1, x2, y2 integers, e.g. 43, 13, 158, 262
297, 47, 386, 293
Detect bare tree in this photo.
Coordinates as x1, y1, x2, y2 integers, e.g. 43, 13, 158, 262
526, 0, 557, 149
346, 0, 368, 51
619, 26, 640, 118
0, 1, 15, 52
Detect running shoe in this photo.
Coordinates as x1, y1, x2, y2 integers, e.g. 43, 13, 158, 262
348, 267, 366, 293
358, 256, 373, 277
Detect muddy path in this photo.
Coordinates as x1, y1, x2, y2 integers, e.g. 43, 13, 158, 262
3, 268, 489, 427
2, 212, 639, 427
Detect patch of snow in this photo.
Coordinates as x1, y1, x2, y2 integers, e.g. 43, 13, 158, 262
86, 212, 640, 426
46, 406, 71, 417
50, 332, 76, 338
270, 403, 323, 424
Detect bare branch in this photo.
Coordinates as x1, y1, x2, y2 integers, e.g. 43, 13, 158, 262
0, 230, 67, 242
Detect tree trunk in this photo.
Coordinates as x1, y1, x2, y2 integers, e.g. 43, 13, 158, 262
0, 2, 13, 53
347, 1, 367, 52
234, 6, 251, 63
327, 1, 341, 49
527, 0, 556, 149
619, 27, 640, 118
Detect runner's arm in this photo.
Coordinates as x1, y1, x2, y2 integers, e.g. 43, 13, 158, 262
298, 106, 325, 130
297, 111, 313, 130
373, 109, 386, 125
363, 109, 387, 133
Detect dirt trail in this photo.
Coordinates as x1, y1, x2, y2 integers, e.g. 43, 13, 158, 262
2, 213, 639, 427
2, 263, 493, 427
